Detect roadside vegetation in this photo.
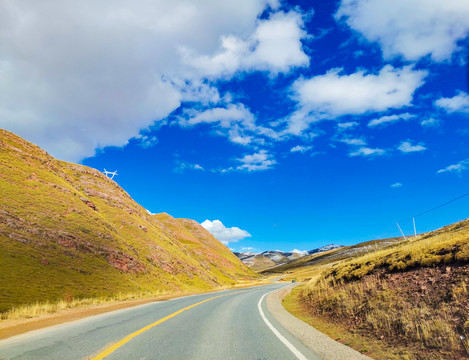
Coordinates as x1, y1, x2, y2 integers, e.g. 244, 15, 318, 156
0, 278, 270, 322
283, 219, 469, 360
1, 290, 166, 321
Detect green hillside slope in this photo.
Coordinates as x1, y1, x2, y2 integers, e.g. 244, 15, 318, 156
0, 129, 255, 312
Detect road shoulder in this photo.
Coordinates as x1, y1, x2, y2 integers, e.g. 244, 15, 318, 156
266, 285, 372, 360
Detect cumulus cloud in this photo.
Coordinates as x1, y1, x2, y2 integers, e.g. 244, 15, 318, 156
289, 66, 426, 131
390, 182, 403, 188
336, 0, 469, 62
236, 150, 277, 171
437, 159, 469, 174
290, 145, 313, 153
435, 91, 469, 114
368, 113, 415, 128
201, 219, 251, 244
0, 0, 302, 162
349, 147, 386, 157
179, 103, 279, 145
397, 141, 427, 153
281, 65, 425, 137
182, 11, 309, 76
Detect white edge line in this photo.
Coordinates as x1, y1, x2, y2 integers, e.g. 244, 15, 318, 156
258, 289, 308, 360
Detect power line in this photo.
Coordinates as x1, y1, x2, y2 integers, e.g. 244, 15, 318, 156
372, 190, 469, 241
404, 191, 469, 221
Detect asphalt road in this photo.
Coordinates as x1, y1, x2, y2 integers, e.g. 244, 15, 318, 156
0, 283, 322, 360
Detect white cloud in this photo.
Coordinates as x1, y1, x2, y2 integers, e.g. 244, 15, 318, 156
337, 121, 359, 130
201, 219, 251, 244
339, 138, 366, 146
176, 80, 221, 105
368, 113, 415, 128
182, 11, 309, 77
336, 0, 469, 62
279, 109, 319, 137
135, 134, 159, 148
435, 91, 469, 114
282, 65, 425, 137
290, 145, 313, 153
241, 247, 256, 251
180, 103, 279, 146
397, 141, 427, 153
174, 161, 205, 173
421, 118, 440, 127
349, 147, 386, 157
437, 159, 469, 174
0, 0, 298, 162
290, 249, 308, 255
236, 150, 277, 171
291, 65, 426, 120
390, 182, 403, 188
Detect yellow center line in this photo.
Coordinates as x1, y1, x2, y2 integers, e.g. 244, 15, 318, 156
90, 290, 249, 360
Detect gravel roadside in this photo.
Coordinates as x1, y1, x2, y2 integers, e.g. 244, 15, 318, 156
266, 285, 372, 360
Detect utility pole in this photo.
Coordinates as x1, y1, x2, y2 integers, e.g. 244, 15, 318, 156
413, 217, 417, 237
396, 222, 407, 240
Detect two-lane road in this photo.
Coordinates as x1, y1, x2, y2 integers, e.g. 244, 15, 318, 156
0, 283, 321, 360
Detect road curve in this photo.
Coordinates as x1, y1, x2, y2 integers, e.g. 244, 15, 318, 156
0, 283, 322, 360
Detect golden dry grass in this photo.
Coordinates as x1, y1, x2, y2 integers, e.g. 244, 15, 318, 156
286, 219, 469, 359
0, 290, 168, 320
0, 129, 256, 312
0, 277, 274, 321
319, 219, 468, 284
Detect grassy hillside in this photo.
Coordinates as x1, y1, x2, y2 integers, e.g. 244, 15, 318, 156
243, 254, 278, 272
262, 236, 403, 281
0, 129, 255, 312
283, 219, 469, 359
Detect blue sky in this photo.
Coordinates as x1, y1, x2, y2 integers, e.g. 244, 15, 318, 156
1, 0, 469, 252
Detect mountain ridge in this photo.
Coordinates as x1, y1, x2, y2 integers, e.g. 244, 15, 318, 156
233, 244, 343, 271
0, 129, 255, 312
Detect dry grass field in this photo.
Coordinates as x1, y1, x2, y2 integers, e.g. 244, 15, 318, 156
283, 219, 469, 359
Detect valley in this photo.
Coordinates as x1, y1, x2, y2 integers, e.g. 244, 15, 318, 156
1, 130, 467, 360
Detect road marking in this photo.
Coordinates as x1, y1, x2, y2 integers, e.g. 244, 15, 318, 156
258, 290, 308, 360
90, 291, 246, 360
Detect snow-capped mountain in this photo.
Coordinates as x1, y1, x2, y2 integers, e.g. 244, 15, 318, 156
308, 244, 343, 254
233, 244, 343, 271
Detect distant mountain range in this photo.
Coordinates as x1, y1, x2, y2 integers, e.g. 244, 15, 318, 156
233, 244, 343, 271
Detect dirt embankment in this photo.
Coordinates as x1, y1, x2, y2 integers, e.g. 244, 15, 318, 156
297, 264, 469, 360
